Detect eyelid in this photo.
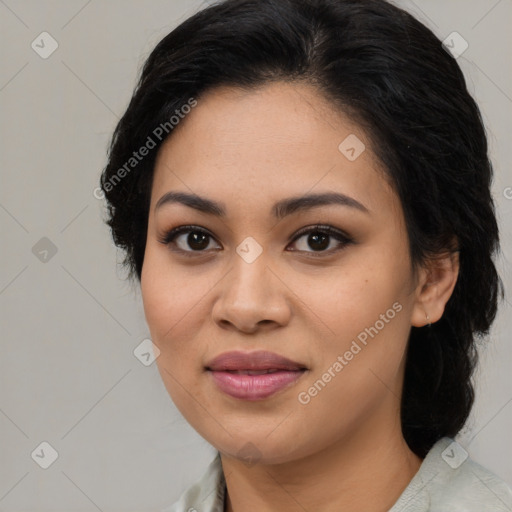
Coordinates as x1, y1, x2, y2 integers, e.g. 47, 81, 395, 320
289, 224, 352, 244
157, 225, 220, 256
158, 223, 353, 256
287, 224, 353, 256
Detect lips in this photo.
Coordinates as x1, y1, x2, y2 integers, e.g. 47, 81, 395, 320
205, 350, 307, 400
225, 369, 282, 375
206, 350, 306, 372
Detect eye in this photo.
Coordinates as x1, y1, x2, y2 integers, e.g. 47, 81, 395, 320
158, 225, 220, 256
287, 225, 353, 256
158, 224, 353, 258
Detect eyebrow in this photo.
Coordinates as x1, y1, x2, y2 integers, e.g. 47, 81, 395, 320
155, 190, 370, 218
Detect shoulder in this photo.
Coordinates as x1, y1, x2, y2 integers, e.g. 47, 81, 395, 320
390, 437, 512, 512
160, 453, 225, 512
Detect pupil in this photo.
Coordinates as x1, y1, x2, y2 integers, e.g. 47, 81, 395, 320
188, 232, 209, 250
309, 233, 328, 251
185, 232, 330, 251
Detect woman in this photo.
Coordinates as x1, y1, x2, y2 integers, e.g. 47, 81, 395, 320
100, 0, 512, 510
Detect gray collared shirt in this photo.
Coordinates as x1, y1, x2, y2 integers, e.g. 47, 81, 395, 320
161, 437, 512, 511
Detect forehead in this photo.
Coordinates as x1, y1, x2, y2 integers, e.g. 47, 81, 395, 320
151, 81, 396, 217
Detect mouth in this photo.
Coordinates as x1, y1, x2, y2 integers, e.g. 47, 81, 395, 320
205, 350, 308, 400
221, 369, 293, 374
207, 369, 307, 400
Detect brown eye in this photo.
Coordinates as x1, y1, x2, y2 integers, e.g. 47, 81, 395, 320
185, 231, 210, 250
159, 226, 221, 254
304, 232, 330, 251
288, 225, 353, 256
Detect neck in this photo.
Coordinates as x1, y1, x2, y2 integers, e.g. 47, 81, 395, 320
221, 412, 423, 512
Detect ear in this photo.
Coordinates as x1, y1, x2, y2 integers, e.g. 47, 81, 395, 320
410, 249, 460, 328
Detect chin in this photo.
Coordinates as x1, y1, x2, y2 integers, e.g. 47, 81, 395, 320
198, 426, 315, 466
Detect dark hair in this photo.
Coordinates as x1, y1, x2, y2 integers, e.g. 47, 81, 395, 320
100, 0, 504, 458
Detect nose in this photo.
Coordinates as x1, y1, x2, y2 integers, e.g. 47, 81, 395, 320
211, 253, 292, 334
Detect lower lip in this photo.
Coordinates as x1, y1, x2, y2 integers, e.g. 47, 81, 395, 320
208, 370, 306, 400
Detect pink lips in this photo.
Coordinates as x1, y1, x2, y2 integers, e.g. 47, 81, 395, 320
206, 350, 307, 401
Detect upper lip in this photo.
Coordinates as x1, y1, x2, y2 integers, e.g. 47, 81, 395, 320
205, 350, 307, 371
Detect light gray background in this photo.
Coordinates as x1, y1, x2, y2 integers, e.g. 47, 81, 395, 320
1, 1, 511, 510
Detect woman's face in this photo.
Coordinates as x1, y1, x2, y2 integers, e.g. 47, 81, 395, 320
141, 82, 427, 464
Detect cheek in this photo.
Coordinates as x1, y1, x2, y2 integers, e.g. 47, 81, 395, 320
140, 250, 208, 406
141, 245, 201, 339
140, 266, 197, 400
293, 253, 413, 396
292, 255, 405, 339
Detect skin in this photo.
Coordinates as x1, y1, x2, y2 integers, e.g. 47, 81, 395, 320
140, 81, 459, 512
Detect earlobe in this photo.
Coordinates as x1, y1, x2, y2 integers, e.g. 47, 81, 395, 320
410, 250, 460, 328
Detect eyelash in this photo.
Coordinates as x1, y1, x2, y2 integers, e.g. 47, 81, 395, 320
158, 224, 354, 259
